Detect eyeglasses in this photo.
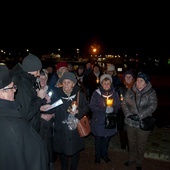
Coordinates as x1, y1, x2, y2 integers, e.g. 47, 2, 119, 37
2, 85, 17, 91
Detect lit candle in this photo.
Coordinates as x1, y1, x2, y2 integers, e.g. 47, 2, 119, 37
96, 78, 100, 84
120, 94, 123, 101
71, 101, 77, 111
106, 98, 114, 107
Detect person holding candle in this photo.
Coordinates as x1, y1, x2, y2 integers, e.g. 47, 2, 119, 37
53, 72, 90, 170
116, 70, 135, 151
90, 74, 121, 164
85, 63, 102, 102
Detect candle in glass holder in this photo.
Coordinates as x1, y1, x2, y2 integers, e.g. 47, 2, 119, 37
106, 98, 114, 107
71, 101, 77, 111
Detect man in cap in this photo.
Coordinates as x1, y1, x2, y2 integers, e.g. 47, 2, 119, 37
0, 64, 48, 170
10, 54, 46, 133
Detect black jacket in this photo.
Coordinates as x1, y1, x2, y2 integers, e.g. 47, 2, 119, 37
10, 63, 43, 132
53, 85, 90, 155
0, 99, 48, 170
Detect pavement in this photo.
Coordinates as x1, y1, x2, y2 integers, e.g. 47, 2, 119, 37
54, 125, 170, 170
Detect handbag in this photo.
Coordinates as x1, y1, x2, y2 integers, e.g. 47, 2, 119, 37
76, 91, 91, 137
105, 113, 117, 129
139, 116, 156, 131
77, 116, 91, 137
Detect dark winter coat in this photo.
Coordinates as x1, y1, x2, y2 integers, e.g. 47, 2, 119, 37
122, 82, 158, 128
10, 63, 43, 132
86, 71, 103, 100
53, 85, 90, 156
0, 99, 48, 170
111, 74, 122, 88
90, 86, 121, 137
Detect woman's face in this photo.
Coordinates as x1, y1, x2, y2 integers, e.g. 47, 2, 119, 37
93, 66, 99, 73
78, 68, 83, 75
101, 80, 111, 91
125, 74, 133, 84
57, 67, 68, 78
62, 79, 75, 93
39, 75, 48, 88
136, 78, 146, 90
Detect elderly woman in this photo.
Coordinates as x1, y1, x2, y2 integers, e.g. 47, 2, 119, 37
90, 74, 121, 164
122, 72, 158, 170
53, 72, 90, 170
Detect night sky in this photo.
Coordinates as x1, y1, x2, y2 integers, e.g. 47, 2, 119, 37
1, 2, 170, 56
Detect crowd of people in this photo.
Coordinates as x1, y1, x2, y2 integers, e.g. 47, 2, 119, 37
0, 53, 158, 170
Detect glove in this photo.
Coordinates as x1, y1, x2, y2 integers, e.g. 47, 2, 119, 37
127, 114, 139, 121
106, 106, 114, 113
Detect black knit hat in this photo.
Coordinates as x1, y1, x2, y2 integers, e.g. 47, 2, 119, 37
137, 72, 150, 83
22, 54, 42, 72
123, 70, 134, 79
0, 64, 12, 89
59, 72, 77, 84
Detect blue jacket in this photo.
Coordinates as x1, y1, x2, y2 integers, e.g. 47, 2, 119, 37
90, 86, 121, 137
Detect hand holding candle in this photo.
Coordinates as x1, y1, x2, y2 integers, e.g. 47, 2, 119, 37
106, 98, 114, 107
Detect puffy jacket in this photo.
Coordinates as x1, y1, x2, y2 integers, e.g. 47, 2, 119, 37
122, 82, 158, 128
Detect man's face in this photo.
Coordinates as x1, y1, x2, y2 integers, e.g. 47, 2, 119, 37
29, 70, 40, 77
0, 82, 17, 101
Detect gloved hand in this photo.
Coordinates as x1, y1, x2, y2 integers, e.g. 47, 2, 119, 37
127, 114, 139, 121
106, 106, 114, 113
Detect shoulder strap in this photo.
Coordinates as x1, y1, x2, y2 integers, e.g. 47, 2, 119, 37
77, 91, 80, 107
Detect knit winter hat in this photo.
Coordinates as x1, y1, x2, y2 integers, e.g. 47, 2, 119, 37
137, 72, 150, 83
100, 74, 112, 84
123, 70, 134, 79
0, 64, 12, 89
56, 62, 68, 70
59, 72, 77, 84
107, 64, 115, 71
22, 54, 42, 72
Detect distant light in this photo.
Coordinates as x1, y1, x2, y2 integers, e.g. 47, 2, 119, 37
93, 48, 97, 52
117, 68, 122, 72
168, 59, 170, 65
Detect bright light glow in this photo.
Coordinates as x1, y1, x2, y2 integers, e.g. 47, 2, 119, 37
117, 68, 122, 72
